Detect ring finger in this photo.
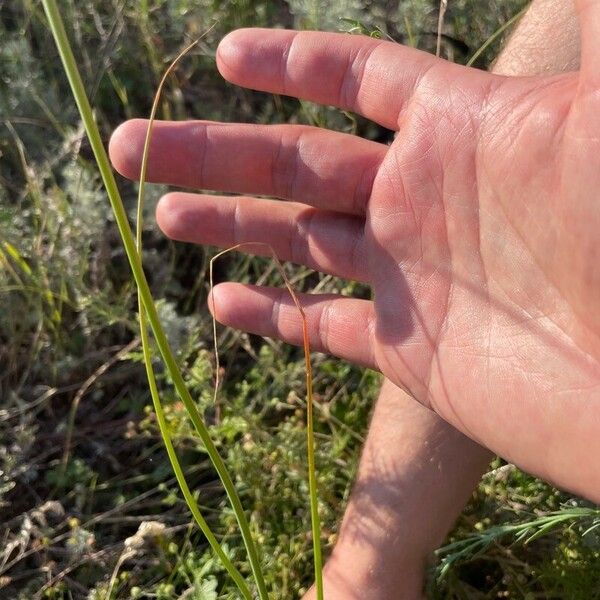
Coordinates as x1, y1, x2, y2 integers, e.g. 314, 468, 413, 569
157, 192, 370, 282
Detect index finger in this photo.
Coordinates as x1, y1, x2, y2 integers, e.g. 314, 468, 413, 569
216, 28, 441, 131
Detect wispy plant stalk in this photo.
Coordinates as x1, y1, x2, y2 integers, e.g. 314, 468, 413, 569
209, 244, 324, 600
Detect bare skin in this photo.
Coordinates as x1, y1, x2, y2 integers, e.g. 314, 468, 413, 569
493, 0, 580, 75
302, 4, 583, 598
109, 0, 599, 503
303, 380, 490, 600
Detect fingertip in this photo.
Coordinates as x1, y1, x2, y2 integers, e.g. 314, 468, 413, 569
216, 28, 292, 87
207, 282, 239, 321
216, 28, 255, 81
156, 192, 185, 240
108, 119, 147, 180
208, 282, 275, 333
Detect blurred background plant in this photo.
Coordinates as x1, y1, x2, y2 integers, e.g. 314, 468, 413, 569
1, 1, 599, 598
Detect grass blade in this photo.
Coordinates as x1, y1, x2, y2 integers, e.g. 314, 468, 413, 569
41, 2, 266, 597
466, 5, 528, 67
137, 308, 253, 598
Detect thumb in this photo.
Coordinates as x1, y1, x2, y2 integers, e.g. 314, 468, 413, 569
575, 0, 600, 89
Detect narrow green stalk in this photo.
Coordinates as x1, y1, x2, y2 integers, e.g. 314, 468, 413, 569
138, 306, 252, 599
41, 2, 267, 597
210, 244, 323, 600
303, 322, 323, 600
466, 5, 528, 67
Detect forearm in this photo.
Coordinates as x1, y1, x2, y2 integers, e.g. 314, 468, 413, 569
493, 0, 579, 75
313, 380, 490, 600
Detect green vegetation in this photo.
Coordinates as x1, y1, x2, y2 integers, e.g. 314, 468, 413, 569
1, 1, 599, 599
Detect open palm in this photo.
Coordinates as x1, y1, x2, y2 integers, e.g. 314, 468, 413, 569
110, 6, 600, 500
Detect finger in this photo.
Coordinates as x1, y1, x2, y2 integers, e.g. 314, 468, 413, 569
157, 192, 369, 282
216, 28, 443, 130
209, 283, 378, 369
109, 119, 386, 215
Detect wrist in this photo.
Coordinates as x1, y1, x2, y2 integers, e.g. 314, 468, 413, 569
302, 548, 426, 600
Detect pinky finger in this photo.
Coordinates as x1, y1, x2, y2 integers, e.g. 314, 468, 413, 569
209, 283, 378, 370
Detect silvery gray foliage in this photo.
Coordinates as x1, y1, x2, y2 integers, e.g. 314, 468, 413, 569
156, 299, 200, 356
0, 35, 74, 162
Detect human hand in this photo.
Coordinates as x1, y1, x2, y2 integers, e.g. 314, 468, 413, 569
109, 3, 600, 500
